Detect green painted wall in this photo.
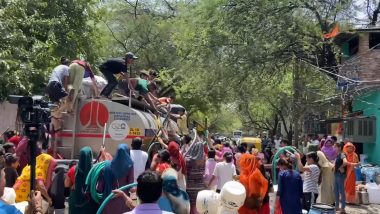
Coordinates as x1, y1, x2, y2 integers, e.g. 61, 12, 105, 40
353, 90, 380, 165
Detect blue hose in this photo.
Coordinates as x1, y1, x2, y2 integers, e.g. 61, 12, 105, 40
96, 182, 138, 214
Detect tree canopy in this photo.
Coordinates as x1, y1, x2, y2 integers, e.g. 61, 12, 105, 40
0, 0, 372, 135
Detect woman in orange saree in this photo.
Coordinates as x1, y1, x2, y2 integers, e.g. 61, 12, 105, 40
343, 142, 359, 204
238, 154, 268, 214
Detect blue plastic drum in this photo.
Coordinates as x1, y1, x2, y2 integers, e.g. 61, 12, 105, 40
308, 203, 335, 214
355, 167, 362, 181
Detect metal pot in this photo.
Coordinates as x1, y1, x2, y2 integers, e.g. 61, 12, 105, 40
358, 190, 369, 205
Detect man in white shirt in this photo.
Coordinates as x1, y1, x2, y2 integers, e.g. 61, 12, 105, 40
46, 57, 70, 103
130, 138, 149, 182
207, 152, 236, 193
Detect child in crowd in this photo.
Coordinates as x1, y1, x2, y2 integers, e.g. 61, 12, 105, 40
204, 149, 217, 190
208, 152, 236, 193
4, 154, 19, 187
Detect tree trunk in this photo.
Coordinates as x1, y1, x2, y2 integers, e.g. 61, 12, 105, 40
292, 61, 301, 148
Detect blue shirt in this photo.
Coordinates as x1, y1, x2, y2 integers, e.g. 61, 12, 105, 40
0, 200, 22, 214
277, 170, 303, 214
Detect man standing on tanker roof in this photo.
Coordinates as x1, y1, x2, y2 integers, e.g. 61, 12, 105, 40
46, 57, 71, 104
46, 57, 70, 131
99, 52, 138, 98
66, 59, 99, 113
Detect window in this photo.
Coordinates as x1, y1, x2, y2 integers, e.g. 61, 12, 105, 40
345, 120, 354, 136
369, 120, 373, 136
369, 33, 380, 49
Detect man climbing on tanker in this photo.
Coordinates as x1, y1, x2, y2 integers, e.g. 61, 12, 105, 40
99, 52, 138, 98
116, 69, 159, 114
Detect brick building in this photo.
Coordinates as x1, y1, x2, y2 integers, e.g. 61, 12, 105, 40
335, 27, 380, 164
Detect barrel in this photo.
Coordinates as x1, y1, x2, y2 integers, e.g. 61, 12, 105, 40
355, 167, 362, 181
308, 203, 335, 214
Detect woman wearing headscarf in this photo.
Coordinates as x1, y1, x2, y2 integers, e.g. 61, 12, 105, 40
68, 147, 98, 214
161, 168, 190, 214
14, 153, 56, 204
185, 139, 206, 214
321, 136, 337, 162
98, 144, 134, 213
238, 154, 268, 214
154, 149, 172, 175
317, 151, 335, 205
343, 142, 359, 204
168, 141, 187, 190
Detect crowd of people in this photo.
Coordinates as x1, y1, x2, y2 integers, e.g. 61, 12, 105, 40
269, 135, 360, 214
0, 58, 364, 214
0, 120, 364, 214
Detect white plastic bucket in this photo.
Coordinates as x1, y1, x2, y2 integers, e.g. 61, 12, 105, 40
220, 181, 246, 212
196, 190, 220, 214
366, 183, 380, 204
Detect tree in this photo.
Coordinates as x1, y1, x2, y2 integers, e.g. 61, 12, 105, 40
365, 0, 380, 25
0, 0, 101, 100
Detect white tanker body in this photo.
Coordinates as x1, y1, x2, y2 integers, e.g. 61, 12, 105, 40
56, 98, 178, 158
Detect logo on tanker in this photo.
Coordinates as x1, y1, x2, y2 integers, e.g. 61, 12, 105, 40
109, 120, 129, 141
80, 101, 109, 128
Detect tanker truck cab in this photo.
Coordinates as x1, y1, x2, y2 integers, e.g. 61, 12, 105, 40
56, 97, 179, 158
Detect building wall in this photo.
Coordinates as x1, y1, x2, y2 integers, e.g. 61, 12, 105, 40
358, 33, 380, 81
353, 90, 380, 164
0, 102, 18, 134
340, 32, 380, 82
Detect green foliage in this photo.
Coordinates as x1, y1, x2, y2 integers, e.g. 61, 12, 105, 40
0, 0, 364, 135
0, 0, 101, 100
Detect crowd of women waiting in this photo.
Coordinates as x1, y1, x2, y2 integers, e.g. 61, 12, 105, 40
0, 128, 361, 214
274, 136, 360, 214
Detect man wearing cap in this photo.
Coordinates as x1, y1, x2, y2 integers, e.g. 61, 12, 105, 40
99, 52, 138, 98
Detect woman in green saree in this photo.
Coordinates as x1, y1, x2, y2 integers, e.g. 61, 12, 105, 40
67, 147, 99, 214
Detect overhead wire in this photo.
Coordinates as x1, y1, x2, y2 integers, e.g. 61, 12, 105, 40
299, 58, 380, 83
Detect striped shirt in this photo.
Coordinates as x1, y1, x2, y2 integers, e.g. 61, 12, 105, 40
303, 164, 320, 194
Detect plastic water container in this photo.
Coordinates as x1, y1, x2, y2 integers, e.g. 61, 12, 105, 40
308, 203, 335, 214
360, 154, 368, 165
366, 183, 380, 204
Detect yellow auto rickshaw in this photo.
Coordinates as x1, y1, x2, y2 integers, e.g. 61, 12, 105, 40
240, 137, 262, 151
